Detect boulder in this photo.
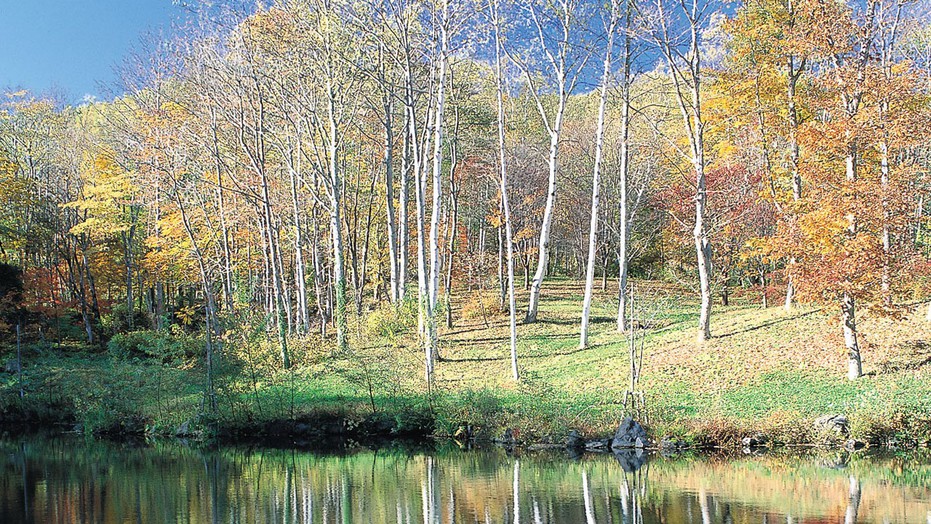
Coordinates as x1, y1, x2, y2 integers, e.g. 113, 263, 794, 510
585, 438, 612, 452
815, 414, 850, 436
845, 439, 866, 451
741, 433, 768, 448
565, 430, 585, 450
611, 417, 650, 450
359, 413, 395, 437
660, 436, 687, 456
175, 421, 191, 437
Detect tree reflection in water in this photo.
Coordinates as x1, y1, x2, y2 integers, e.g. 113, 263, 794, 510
0, 436, 927, 523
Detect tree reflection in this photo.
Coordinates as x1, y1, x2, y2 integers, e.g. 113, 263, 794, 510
619, 459, 648, 524
845, 476, 861, 524
0, 437, 926, 523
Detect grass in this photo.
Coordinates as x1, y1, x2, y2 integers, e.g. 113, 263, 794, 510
430, 278, 931, 444
2, 277, 931, 446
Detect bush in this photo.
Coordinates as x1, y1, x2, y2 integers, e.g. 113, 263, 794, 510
460, 290, 500, 321
107, 329, 198, 363
363, 300, 417, 340
102, 303, 152, 334
434, 389, 502, 436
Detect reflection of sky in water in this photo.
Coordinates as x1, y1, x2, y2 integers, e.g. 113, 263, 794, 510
0, 436, 928, 523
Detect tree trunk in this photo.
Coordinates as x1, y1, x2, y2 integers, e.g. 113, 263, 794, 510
211, 107, 235, 314
693, 115, 712, 342
843, 292, 862, 380
427, 0, 448, 365
616, 29, 632, 332
498, 224, 506, 310
384, 89, 400, 305
493, 0, 519, 380
399, 114, 410, 304
656, 0, 712, 341
289, 162, 310, 334
327, 77, 349, 353
525, 125, 561, 323
521, 3, 574, 323
311, 207, 329, 337
844, 133, 861, 379
406, 50, 433, 383
581, 5, 617, 349
122, 222, 135, 329
444, 152, 459, 329
785, 56, 803, 311
363, 169, 378, 311
760, 263, 768, 309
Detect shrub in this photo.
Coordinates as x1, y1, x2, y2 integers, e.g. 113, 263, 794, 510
107, 329, 198, 363
434, 389, 502, 436
102, 303, 151, 334
363, 300, 417, 340
460, 290, 500, 321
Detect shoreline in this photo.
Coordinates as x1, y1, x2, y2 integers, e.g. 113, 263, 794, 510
1, 399, 927, 453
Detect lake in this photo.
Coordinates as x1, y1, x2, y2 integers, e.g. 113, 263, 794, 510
0, 435, 928, 523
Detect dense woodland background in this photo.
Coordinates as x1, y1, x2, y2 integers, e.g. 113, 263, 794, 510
1, 0, 931, 419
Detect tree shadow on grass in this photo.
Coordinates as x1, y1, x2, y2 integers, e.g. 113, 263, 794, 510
712, 309, 822, 339
438, 355, 508, 363
443, 335, 510, 348
443, 322, 507, 338
438, 340, 607, 363
530, 317, 578, 326
877, 340, 931, 374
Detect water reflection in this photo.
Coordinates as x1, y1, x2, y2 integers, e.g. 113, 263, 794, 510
0, 435, 928, 523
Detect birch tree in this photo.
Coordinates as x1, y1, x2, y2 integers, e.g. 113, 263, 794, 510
507, 0, 590, 323
580, 0, 621, 348
644, 0, 717, 341
490, 0, 520, 381
614, 0, 641, 333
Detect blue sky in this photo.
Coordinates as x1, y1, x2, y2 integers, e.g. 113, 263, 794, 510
0, 0, 186, 103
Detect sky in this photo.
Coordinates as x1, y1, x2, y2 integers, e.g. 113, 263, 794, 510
0, 0, 187, 103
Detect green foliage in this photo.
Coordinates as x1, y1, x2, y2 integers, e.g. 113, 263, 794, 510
102, 303, 151, 334
433, 389, 503, 435
363, 299, 417, 341
107, 328, 198, 363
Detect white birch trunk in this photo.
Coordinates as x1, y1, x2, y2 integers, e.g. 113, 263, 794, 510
655, 0, 712, 341
526, 121, 562, 323
616, 12, 632, 331
406, 55, 433, 382
492, 0, 520, 380
581, 2, 618, 348
844, 143, 861, 380
326, 73, 349, 353
785, 56, 802, 311
399, 114, 411, 303
522, 1, 575, 324
427, 0, 448, 363
384, 86, 400, 304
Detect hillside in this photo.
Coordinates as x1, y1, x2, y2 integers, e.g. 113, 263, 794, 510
2, 279, 928, 447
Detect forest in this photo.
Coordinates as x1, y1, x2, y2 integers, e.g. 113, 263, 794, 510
1, 0, 930, 443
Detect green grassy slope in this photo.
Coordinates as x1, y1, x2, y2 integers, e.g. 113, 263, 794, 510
2, 278, 930, 446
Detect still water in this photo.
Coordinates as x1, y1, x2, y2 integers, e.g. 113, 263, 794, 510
0, 435, 928, 523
